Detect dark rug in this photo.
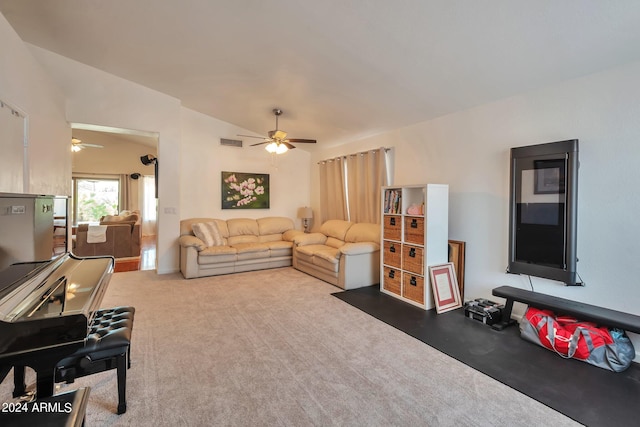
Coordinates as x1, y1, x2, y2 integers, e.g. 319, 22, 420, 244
332, 285, 640, 427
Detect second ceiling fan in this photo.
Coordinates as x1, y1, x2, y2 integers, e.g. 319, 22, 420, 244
239, 109, 316, 154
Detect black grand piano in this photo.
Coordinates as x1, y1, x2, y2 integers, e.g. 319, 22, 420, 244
0, 253, 113, 398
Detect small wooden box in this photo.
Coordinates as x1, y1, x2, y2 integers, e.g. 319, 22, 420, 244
383, 266, 402, 295
404, 216, 424, 244
402, 244, 423, 275
383, 241, 402, 268
402, 272, 425, 305
383, 215, 402, 241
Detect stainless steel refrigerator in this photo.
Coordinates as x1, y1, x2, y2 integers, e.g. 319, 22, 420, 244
0, 194, 59, 271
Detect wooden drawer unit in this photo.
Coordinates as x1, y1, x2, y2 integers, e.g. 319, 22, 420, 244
404, 216, 424, 244
383, 215, 402, 241
383, 241, 402, 268
383, 266, 402, 295
402, 244, 423, 275
402, 272, 425, 305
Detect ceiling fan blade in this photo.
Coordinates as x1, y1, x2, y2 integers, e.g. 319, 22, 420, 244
250, 141, 270, 146
286, 138, 316, 144
282, 141, 296, 150
80, 143, 104, 148
238, 134, 268, 139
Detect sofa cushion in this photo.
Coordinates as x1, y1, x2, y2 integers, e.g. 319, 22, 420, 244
101, 214, 139, 223
192, 222, 224, 247
227, 218, 259, 237
312, 248, 341, 272
180, 218, 229, 240
228, 235, 259, 246
345, 222, 380, 243
258, 234, 284, 243
257, 217, 294, 235
198, 245, 237, 264
233, 242, 270, 261
325, 237, 345, 249
99, 220, 136, 232
296, 244, 326, 264
319, 220, 353, 241
266, 240, 293, 257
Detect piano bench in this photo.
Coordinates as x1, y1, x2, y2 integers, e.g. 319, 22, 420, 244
56, 306, 135, 415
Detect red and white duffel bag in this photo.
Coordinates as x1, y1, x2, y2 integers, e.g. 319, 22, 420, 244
519, 307, 635, 372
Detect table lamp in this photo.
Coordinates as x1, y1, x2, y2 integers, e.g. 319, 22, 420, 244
297, 207, 313, 233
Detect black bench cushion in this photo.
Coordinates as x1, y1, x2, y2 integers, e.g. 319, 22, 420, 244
58, 306, 135, 365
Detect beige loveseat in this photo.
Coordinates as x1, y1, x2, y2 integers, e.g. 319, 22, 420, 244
73, 211, 142, 258
179, 217, 303, 279
293, 220, 380, 290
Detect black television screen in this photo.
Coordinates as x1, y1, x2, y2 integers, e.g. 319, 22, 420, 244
508, 140, 580, 285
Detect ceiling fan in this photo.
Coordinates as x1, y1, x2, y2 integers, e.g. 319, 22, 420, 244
238, 109, 316, 154
71, 137, 104, 152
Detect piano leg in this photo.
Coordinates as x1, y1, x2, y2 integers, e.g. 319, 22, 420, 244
9, 344, 82, 399
11, 363, 56, 398
12, 365, 26, 398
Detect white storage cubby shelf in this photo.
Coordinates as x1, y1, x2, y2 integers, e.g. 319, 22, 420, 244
380, 184, 449, 309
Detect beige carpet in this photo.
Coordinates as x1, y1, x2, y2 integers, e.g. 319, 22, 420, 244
1, 267, 580, 426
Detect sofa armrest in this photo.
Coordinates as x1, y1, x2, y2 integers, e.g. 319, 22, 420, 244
282, 229, 305, 242
294, 232, 327, 246
179, 235, 206, 251
340, 242, 380, 256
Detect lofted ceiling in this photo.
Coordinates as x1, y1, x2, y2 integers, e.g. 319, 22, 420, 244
2, 1, 640, 150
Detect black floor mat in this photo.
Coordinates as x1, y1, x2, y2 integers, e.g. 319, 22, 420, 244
332, 285, 640, 427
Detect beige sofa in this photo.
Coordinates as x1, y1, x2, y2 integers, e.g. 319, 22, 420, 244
73, 211, 142, 258
293, 219, 380, 290
179, 217, 303, 279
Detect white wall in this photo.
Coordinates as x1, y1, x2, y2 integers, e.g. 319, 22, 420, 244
27, 45, 182, 274
311, 59, 640, 355
24, 45, 312, 274
180, 108, 311, 223
0, 13, 69, 196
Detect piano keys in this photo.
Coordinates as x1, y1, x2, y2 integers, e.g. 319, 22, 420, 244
0, 253, 114, 398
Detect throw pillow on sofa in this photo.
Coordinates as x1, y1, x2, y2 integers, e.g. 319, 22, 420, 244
192, 222, 224, 247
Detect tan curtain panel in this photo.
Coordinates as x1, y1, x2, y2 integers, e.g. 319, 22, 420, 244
345, 148, 387, 224
319, 157, 347, 222
120, 174, 132, 211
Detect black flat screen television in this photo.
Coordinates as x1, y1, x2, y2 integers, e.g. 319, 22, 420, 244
508, 139, 580, 285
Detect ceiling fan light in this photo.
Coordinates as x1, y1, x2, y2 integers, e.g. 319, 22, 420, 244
265, 142, 278, 153
275, 143, 288, 154
71, 144, 82, 152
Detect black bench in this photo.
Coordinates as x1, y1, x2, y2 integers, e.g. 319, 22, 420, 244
13, 306, 135, 415
491, 285, 640, 333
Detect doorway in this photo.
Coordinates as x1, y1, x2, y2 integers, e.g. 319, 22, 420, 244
70, 123, 159, 271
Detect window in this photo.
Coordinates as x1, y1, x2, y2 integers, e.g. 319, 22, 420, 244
72, 177, 120, 224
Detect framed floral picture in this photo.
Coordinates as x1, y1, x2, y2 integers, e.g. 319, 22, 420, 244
221, 171, 270, 209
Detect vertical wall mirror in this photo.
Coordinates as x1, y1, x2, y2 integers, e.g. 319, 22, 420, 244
508, 139, 580, 286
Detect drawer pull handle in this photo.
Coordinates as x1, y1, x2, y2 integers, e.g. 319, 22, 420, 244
390, 217, 396, 226
410, 277, 417, 286
389, 270, 395, 279
409, 248, 416, 257
411, 219, 418, 228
